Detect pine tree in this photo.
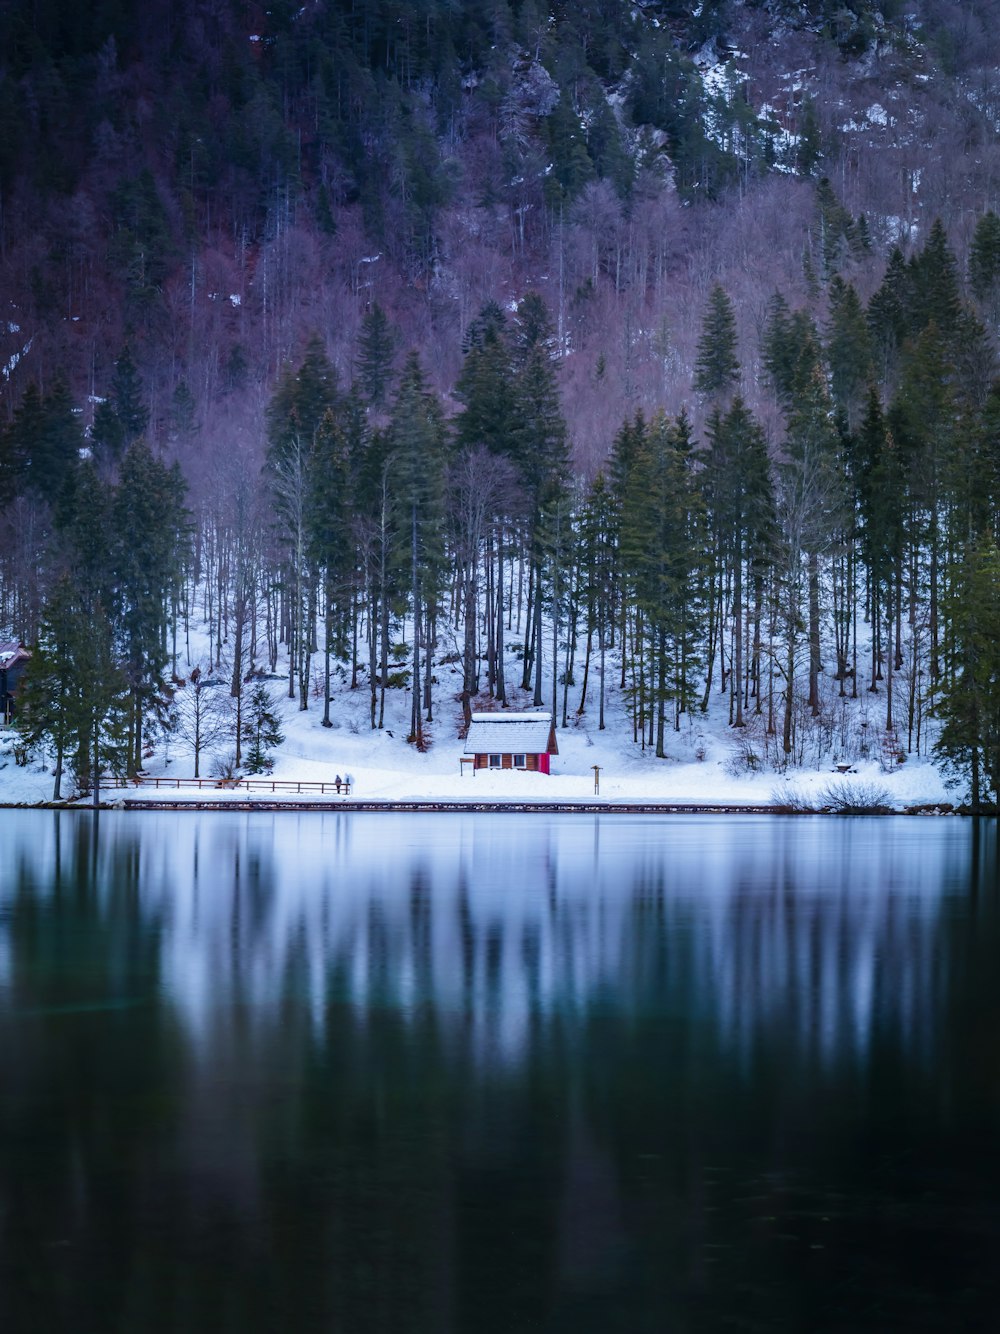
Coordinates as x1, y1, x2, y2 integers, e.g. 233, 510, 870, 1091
266, 336, 339, 708
307, 405, 354, 726
764, 297, 822, 409
826, 277, 873, 433
242, 682, 284, 774
909, 219, 963, 344
703, 397, 774, 725
693, 283, 740, 402
355, 304, 397, 410
113, 440, 189, 772
855, 388, 904, 695
54, 459, 114, 611
111, 344, 150, 444
545, 94, 595, 203
388, 353, 449, 745
1, 378, 81, 505
168, 380, 198, 447
867, 247, 911, 387
778, 364, 844, 741
2, 383, 45, 498
814, 177, 855, 278
509, 295, 569, 704
18, 578, 128, 800
454, 306, 516, 456
91, 344, 149, 466
587, 98, 633, 196
969, 210, 1000, 328
619, 411, 705, 751
16, 576, 83, 800
936, 536, 1000, 808
795, 95, 822, 175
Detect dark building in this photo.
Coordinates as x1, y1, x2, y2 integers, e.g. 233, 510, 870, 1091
0, 643, 30, 724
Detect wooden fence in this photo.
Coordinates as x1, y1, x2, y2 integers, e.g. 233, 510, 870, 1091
118, 776, 351, 796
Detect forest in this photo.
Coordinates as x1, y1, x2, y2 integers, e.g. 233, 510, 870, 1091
2, 0, 1000, 804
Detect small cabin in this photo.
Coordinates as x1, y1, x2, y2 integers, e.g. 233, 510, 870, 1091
464, 711, 558, 774
0, 642, 30, 724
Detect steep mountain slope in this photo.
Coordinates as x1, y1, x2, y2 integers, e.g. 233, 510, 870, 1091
0, 0, 997, 470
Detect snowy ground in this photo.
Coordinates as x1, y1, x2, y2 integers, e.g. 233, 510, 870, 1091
0, 628, 956, 810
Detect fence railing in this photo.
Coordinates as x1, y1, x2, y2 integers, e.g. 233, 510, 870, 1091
118, 776, 352, 796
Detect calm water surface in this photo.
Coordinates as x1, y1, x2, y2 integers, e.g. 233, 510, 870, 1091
1, 811, 998, 1332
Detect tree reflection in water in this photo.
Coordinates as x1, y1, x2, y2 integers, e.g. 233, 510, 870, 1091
0, 811, 997, 1332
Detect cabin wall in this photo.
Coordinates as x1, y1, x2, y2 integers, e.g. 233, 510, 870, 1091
472, 752, 546, 772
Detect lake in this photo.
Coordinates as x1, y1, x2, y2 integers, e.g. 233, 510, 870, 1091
0, 810, 998, 1332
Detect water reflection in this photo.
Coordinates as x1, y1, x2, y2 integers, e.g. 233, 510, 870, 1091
0, 811, 997, 1332
0, 812, 982, 1065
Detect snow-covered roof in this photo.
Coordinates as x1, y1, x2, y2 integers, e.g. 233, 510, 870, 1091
464, 712, 557, 755
0, 643, 29, 670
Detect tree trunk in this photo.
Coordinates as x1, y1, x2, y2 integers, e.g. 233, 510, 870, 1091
807, 550, 820, 716
733, 549, 744, 727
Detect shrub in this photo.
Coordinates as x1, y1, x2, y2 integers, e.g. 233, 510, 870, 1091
211, 751, 239, 781
770, 784, 815, 813
816, 779, 892, 813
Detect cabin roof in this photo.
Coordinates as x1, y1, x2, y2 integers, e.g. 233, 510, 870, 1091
0, 643, 29, 671
464, 712, 557, 755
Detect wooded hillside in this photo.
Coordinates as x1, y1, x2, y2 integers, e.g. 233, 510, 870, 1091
4, 0, 1000, 803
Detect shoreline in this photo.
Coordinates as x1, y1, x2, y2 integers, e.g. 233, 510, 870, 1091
0, 799, 959, 815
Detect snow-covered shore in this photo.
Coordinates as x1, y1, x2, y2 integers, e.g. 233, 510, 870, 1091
0, 666, 956, 812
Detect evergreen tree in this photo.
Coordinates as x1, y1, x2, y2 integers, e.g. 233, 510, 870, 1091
693, 283, 740, 402
936, 536, 1000, 809
778, 363, 844, 741
242, 682, 284, 774
91, 344, 149, 466
112, 440, 189, 772
826, 277, 873, 433
909, 219, 963, 344
41, 376, 84, 491
0, 378, 80, 505
54, 459, 114, 611
855, 387, 904, 696
619, 411, 705, 751
509, 295, 569, 704
454, 305, 517, 457
355, 304, 398, 410
795, 95, 822, 175
18, 578, 128, 801
969, 210, 1000, 328
16, 576, 83, 799
388, 353, 449, 745
703, 397, 774, 725
545, 93, 595, 203
307, 405, 354, 726
587, 97, 633, 196
266, 336, 340, 707
867, 247, 911, 386
112, 344, 150, 443
814, 177, 856, 278
168, 380, 198, 447
1, 382, 45, 497
764, 297, 822, 409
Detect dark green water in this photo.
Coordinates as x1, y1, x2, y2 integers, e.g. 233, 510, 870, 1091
1, 811, 999, 1333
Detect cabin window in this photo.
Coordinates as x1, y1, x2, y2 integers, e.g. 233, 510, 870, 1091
513, 754, 526, 768
488, 754, 501, 768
